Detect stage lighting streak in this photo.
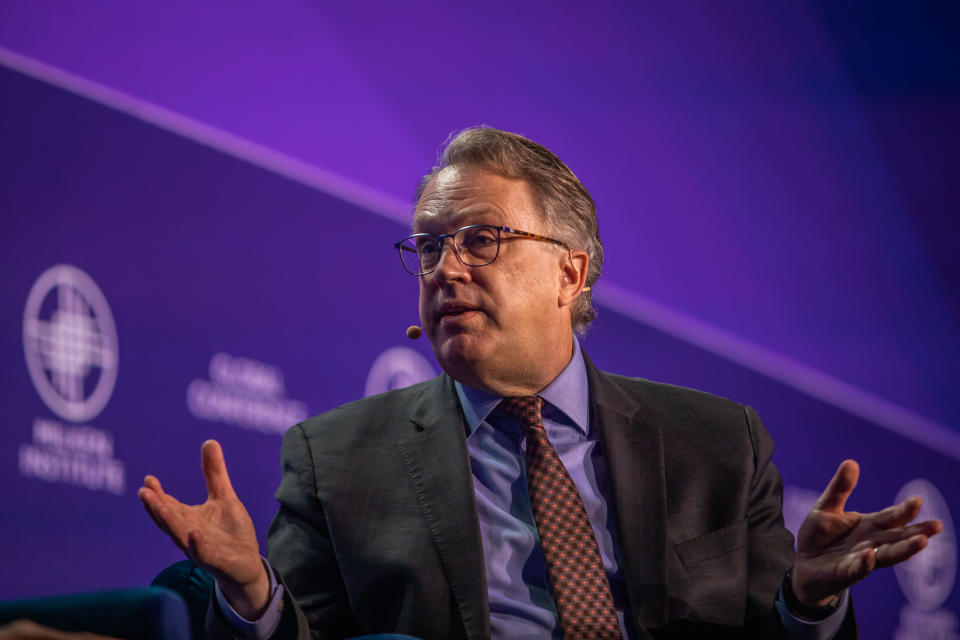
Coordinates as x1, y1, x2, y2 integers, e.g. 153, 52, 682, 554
0, 46, 412, 226
595, 281, 960, 462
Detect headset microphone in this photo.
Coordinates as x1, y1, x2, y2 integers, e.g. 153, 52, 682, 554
406, 325, 422, 340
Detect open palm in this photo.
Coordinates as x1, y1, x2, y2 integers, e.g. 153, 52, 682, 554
138, 440, 269, 618
791, 459, 942, 606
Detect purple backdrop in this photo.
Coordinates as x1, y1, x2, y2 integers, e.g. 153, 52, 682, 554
1, 4, 958, 638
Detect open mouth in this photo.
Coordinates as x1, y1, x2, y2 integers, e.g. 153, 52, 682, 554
437, 304, 480, 323
443, 307, 472, 317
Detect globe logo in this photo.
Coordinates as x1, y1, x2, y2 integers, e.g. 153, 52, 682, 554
894, 479, 956, 611
364, 347, 436, 397
23, 265, 119, 422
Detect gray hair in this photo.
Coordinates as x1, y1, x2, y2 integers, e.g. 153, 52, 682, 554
415, 126, 603, 334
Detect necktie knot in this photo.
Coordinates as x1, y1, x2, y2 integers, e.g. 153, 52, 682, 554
498, 396, 543, 432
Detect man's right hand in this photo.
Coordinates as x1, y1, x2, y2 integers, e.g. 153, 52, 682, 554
137, 439, 270, 619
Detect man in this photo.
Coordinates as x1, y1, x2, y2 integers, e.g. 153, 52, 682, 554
140, 127, 942, 639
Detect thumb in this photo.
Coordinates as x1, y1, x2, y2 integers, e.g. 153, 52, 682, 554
201, 439, 237, 500
815, 459, 859, 513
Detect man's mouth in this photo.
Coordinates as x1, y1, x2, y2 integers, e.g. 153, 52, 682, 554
437, 303, 480, 322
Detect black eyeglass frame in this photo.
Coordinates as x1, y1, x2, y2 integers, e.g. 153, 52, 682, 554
394, 224, 570, 276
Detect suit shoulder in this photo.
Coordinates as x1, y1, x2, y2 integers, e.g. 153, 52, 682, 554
597, 370, 769, 469
598, 370, 750, 427
602, 370, 743, 407
293, 375, 443, 437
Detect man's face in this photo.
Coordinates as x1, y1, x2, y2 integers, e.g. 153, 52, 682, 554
414, 166, 576, 394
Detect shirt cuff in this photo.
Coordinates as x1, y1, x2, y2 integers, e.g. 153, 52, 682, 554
214, 558, 285, 640
775, 585, 849, 640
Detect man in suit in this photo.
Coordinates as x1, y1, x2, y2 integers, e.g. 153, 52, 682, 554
140, 127, 942, 639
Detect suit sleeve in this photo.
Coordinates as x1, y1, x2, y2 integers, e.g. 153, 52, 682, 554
743, 405, 796, 619
263, 422, 363, 640
743, 406, 858, 640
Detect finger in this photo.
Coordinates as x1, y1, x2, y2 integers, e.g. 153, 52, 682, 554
877, 534, 931, 568
146, 490, 197, 553
838, 545, 876, 586
201, 439, 237, 500
154, 503, 191, 554
870, 497, 922, 529
137, 487, 172, 535
137, 486, 166, 527
868, 519, 944, 549
138, 481, 196, 546
144, 474, 163, 492
815, 459, 859, 512
143, 474, 165, 496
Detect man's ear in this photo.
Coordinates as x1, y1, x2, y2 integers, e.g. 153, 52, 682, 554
558, 250, 589, 308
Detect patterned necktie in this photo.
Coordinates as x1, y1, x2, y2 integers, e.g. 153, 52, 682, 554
499, 395, 622, 640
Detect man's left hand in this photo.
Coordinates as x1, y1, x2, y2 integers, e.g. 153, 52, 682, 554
791, 459, 943, 607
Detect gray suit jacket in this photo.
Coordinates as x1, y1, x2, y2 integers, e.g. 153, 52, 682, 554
211, 353, 857, 639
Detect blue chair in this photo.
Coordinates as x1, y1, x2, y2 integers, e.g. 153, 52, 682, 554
151, 560, 421, 640
0, 586, 192, 639
151, 560, 214, 639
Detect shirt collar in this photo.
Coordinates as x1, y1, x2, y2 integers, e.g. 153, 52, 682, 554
455, 336, 590, 437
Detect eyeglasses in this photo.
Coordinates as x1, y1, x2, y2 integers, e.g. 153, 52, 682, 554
395, 224, 570, 276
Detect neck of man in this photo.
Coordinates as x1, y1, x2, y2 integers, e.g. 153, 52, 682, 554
450, 333, 575, 397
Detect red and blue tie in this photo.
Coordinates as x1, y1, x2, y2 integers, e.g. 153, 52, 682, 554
499, 395, 622, 640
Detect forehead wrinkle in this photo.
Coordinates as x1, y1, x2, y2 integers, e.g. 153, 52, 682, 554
413, 167, 544, 235
415, 187, 503, 232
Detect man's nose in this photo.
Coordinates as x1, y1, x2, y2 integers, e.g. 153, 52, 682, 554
433, 239, 468, 281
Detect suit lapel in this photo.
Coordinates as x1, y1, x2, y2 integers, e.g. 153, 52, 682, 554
586, 354, 667, 636
397, 375, 491, 640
